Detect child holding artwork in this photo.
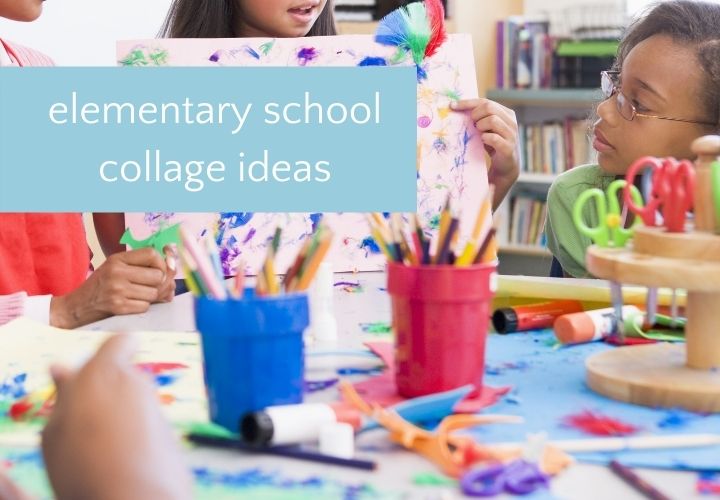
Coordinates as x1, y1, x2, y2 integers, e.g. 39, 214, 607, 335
545, 0, 720, 278
0, 0, 177, 328
94, 0, 521, 257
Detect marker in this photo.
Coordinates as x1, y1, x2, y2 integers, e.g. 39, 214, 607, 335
492, 300, 584, 334
553, 305, 641, 345
240, 403, 361, 447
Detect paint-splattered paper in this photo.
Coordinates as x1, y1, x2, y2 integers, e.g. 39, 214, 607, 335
116, 35, 489, 274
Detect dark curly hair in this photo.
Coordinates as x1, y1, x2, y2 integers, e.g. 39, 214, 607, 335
614, 0, 720, 129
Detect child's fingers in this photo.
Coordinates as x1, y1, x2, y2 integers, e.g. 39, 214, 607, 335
481, 132, 516, 159
470, 100, 516, 126
94, 333, 140, 366
475, 115, 516, 142
162, 245, 177, 275
450, 98, 482, 111
49, 364, 75, 398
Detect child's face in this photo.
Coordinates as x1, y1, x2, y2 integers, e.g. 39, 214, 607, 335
594, 35, 715, 175
235, 0, 328, 38
0, 0, 44, 22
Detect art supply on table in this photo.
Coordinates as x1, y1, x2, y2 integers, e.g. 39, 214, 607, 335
180, 226, 227, 299
387, 261, 497, 397
460, 459, 549, 497
512, 434, 720, 454
195, 291, 309, 432
609, 460, 672, 500
573, 179, 644, 341
319, 422, 355, 459
492, 300, 583, 334
624, 156, 696, 330
187, 433, 376, 471
307, 262, 338, 343
240, 403, 361, 447
553, 305, 641, 345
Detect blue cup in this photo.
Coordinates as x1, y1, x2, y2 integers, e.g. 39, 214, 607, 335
194, 290, 309, 432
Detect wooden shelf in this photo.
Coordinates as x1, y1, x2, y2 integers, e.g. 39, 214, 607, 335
486, 88, 602, 107
516, 172, 557, 185
498, 244, 551, 257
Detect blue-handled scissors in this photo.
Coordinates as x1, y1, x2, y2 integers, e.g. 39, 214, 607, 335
573, 179, 644, 248
460, 459, 549, 497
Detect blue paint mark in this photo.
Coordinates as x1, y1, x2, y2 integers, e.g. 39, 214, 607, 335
0, 373, 28, 400
358, 56, 387, 66
657, 409, 702, 429
155, 373, 180, 387
244, 46, 260, 59
416, 64, 427, 81
360, 236, 381, 255
309, 213, 323, 232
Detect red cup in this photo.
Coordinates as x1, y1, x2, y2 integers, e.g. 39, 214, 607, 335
387, 261, 498, 398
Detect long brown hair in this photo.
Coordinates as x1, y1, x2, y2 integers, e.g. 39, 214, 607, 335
159, 0, 337, 38
614, 0, 720, 129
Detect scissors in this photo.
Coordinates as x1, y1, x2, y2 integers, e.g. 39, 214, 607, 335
460, 459, 550, 497
624, 156, 695, 233
573, 179, 644, 248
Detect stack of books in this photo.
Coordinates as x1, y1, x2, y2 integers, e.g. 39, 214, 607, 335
508, 193, 547, 247
518, 117, 594, 175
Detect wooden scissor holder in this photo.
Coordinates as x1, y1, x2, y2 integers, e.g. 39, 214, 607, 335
583, 136, 720, 413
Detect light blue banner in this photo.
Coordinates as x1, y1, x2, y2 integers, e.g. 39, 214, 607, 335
0, 67, 416, 212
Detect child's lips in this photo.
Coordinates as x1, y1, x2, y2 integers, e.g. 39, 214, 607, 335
288, 4, 317, 22
593, 129, 615, 153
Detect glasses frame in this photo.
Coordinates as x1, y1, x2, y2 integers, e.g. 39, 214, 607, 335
600, 70, 716, 127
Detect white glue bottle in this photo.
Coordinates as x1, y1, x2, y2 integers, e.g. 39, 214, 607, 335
307, 261, 338, 343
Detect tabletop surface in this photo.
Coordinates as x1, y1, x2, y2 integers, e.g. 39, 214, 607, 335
81, 272, 703, 500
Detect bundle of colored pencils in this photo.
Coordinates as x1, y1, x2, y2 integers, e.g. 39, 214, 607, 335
179, 223, 334, 299
366, 188, 497, 266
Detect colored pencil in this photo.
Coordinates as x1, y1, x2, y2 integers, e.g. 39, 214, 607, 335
187, 433, 377, 471
472, 227, 496, 265
609, 460, 671, 500
436, 217, 459, 265
180, 227, 227, 299
232, 260, 246, 298
295, 230, 334, 291
456, 186, 494, 266
181, 249, 209, 296
204, 236, 225, 284
496, 434, 720, 453
284, 236, 313, 289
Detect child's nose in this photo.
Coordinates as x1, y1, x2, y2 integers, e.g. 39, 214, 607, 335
597, 97, 621, 127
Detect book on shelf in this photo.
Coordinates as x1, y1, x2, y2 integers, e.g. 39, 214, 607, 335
518, 117, 593, 176
506, 193, 548, 247
496, 18, 619, 90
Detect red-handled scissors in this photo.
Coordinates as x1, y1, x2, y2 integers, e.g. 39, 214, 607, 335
624, 156, 695, 233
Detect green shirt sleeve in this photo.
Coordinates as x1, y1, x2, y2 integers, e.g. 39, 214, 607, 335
544, 164, 614, 278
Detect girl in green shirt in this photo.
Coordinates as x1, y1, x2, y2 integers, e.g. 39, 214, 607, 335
546, 0, 720, 277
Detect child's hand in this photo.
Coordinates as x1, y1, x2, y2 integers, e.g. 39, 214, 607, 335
451, 98, 520, 209
41, 334, 192, 500
50, 247, 177, 329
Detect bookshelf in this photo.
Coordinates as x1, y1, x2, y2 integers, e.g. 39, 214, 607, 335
490, 88, 599, 276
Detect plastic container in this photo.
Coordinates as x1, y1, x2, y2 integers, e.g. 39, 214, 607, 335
195, 290, 309, 432
386, 261, 498, 397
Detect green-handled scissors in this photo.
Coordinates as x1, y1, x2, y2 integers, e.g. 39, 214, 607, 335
573, 179, 644, 248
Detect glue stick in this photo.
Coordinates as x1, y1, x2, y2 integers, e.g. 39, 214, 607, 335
492, 300, 584, 333
554, 305, 641, 345
240, 403, 360, 446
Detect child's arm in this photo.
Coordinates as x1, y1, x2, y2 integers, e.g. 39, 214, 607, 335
93, 213, 126, 257
42, 334, 192, 500
450, 98, 520, 210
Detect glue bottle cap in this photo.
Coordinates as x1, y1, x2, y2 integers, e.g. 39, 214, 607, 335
492, 308, 518, 334
554, 313, 595, 345
319, 422, 355, 459
239, 411, 274, 446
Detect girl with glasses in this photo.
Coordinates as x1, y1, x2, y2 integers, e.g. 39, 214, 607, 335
545, 0, 720, 278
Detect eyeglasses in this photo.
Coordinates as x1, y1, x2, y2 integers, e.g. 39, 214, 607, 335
600, 70, 716, 126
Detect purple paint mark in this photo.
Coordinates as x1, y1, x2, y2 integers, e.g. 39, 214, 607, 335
143, 212, 175, 230
219, 236, 242, 276
433, 137, 448, 153
304, 378, 339, 393
242, 228, 257, 244
417, 116, 432, 128
485, 361, 530, 376
216, 212, 254, 245
453, 128, 472, 171
209, 51, 221, 62
297, 47, 319, 66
